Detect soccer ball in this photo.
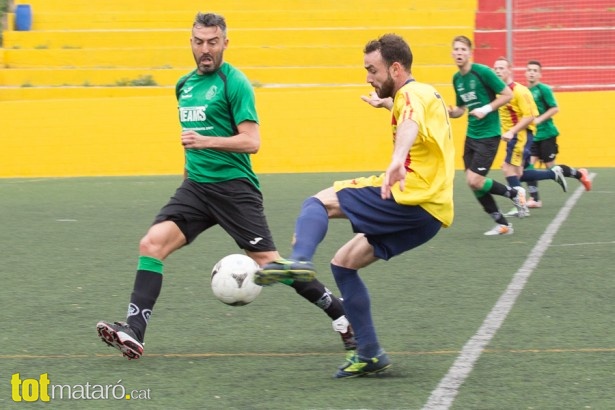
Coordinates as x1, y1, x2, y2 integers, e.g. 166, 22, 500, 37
211, 254, 263, 306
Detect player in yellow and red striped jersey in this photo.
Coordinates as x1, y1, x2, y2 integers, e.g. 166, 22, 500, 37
257, 34, 454, 378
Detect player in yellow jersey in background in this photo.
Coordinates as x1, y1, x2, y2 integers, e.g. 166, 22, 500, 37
492, 57, 568, 218
256, 34, 455, 378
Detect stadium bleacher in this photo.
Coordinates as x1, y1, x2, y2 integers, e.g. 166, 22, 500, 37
2, 0, 475, 92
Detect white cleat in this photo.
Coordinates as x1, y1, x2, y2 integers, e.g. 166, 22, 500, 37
484, 224, 514, 236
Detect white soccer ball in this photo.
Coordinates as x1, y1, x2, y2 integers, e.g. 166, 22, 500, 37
211, 254, 263, 306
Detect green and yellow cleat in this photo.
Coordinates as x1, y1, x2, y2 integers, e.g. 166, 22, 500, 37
254, 258, 316, 286
334, 350, 392, 379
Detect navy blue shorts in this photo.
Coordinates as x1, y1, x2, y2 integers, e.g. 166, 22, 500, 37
336, 186, 442, 260
504, 129, 533, 167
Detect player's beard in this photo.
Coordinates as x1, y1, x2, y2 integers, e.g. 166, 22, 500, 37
376, 74, 395, 99
196, 52, 223, 74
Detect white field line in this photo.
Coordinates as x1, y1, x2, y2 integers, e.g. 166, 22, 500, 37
551, 240, 615, 247
422, 174, 595, 410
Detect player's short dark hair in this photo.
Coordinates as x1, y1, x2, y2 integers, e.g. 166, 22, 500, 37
452, 35, 472, 49
527, 60, 542, 68
193, 12, 227, 36
363, 34, 413, 71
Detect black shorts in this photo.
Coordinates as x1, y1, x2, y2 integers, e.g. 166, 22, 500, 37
154, 178, 276, 252
463, 136, 501, 176
531, 137, 559, 163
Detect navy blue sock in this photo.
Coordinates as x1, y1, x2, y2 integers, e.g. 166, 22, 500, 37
331, 263, 380, 358
521, 169, 555, 181
505, 175, 521, 188
291, 197, 329, 261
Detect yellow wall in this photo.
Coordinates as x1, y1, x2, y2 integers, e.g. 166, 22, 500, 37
1, 87, 612, 178
1, 0, 611, 177
475, 90, 615, 171
525, 91, 614, 167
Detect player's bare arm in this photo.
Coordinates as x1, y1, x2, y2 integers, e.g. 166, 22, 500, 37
381, 119, 419, 199
501, 115, 534, 141
448, 105, 466, 118
534, 106, 559, 125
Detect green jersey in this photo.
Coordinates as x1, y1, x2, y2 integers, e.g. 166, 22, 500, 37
529, 82, 559, 141
453, 63, 507, 139
176, 62, 260, 188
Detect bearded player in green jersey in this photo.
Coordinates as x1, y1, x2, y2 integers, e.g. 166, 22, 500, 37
448, 35, 528, 236
96, 12, 355, 359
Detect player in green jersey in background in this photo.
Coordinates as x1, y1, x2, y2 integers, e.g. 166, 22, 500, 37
448, 35, 527, 236
521, 60, 592, 208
